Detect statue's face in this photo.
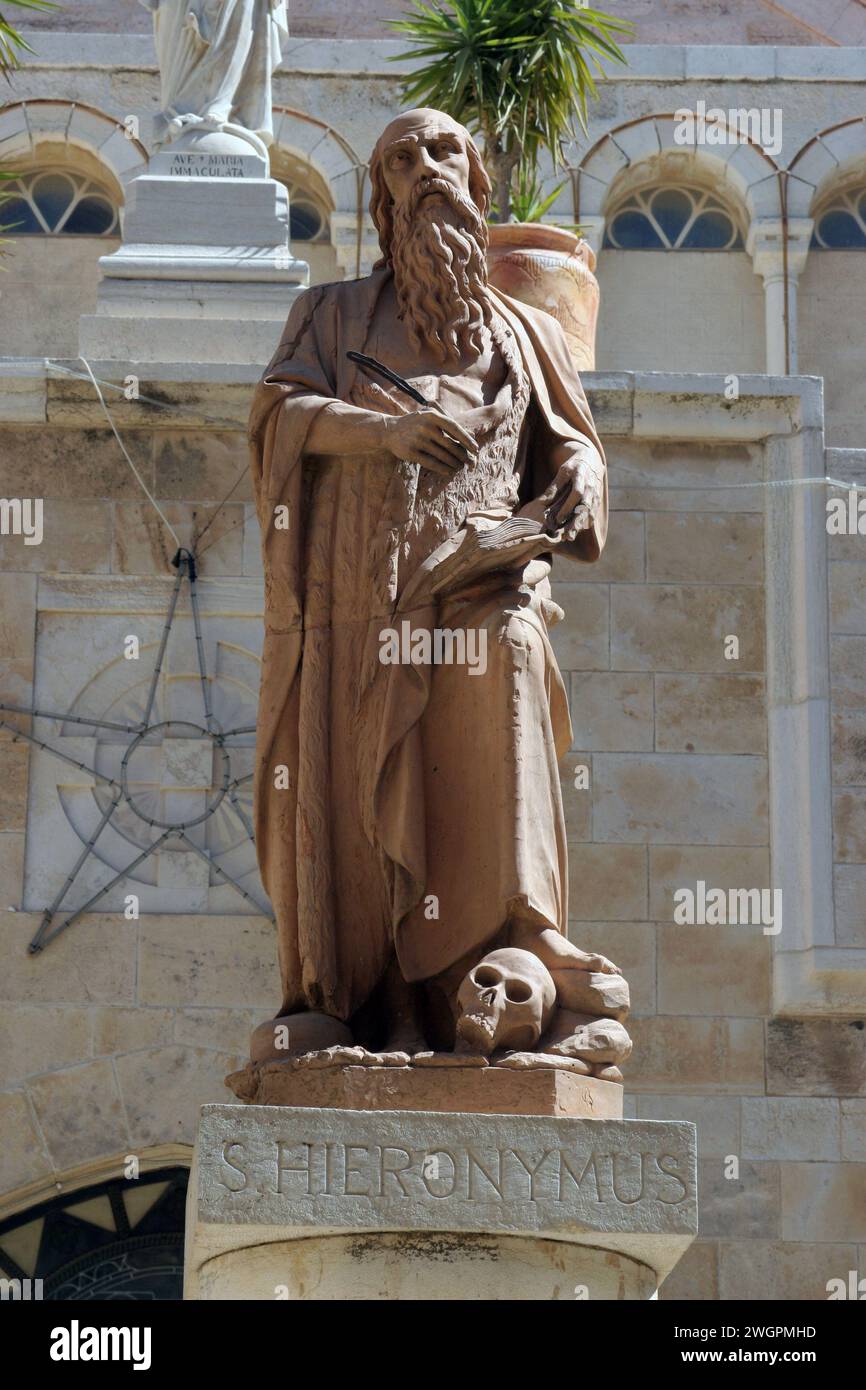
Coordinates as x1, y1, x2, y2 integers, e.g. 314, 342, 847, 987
379, 112, 472, 219
372, 108, 490, 361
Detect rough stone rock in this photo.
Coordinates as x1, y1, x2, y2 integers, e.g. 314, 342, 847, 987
547, 1018, 634, 1066
551, 969, 631, 1021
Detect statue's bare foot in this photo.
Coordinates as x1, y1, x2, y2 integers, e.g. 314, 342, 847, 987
359, 1050, 412, 1067
291, 1045, 368, 1069
291, 1045, 414, 1069
496, 1050, 591, 1074
509, 923, 621, 976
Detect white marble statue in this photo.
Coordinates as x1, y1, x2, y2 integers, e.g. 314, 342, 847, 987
140, 0, 288, 156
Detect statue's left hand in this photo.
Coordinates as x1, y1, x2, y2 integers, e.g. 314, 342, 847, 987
545, 448, 604, 540
518, 445, 604, 541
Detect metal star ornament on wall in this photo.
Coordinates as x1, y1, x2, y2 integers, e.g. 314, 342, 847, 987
0, 549, 273, 953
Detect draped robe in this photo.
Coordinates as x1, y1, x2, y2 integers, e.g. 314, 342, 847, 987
140, 0, 288, 147
248, 269, 608, 1021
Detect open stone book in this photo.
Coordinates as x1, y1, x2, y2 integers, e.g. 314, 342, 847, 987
427, 505, 591, 596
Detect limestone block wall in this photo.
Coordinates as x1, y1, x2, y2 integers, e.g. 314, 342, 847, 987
552, 378, 865, 1299
0, 237, 119, 361
0, 372, 278, 1216
0, 369, 862, 1298
555, 420, 775, 1300
595, 252, 766, 375
800, 258, 866, 453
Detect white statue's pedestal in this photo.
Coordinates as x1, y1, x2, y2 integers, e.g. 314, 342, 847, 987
184, 1101, 697, 1301
79, 148, 308, 369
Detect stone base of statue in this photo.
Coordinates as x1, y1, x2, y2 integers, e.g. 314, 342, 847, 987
225, 1053, 625, 1115
79, 144, 308, 369
184, 1094, 697, 1301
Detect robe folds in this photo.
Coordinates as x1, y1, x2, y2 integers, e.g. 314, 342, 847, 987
141, 0, 288, 146
248, 268, 608, 1021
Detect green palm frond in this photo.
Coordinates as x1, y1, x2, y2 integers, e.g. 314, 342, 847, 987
0, 167, 23, 255
508, 165, 569, 224
1, 0, 58, 80
389, 1, 632, 219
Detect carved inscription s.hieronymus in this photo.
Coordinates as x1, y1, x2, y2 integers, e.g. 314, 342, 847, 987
218, 1139, 691, 1207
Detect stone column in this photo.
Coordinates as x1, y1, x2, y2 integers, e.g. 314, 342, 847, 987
184, 1072, 697, 1301
747, 217, 813, 375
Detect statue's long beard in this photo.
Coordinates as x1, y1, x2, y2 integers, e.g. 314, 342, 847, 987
390, 179, 493, 364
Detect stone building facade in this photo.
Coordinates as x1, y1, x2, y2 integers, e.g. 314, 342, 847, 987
0, 3, 864, 1300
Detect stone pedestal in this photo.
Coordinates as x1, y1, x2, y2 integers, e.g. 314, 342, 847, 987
227, 1057, 625, 1117
184, 1103, 697, 1301
79, 148, 308, 370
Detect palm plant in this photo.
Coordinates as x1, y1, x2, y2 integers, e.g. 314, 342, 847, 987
390, 0, 631, 223
1, 0, 56, 79
509, 165, 571, 226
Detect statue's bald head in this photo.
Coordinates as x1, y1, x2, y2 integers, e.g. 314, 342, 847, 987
372, 107, 475, 167
369, 107, 491, 263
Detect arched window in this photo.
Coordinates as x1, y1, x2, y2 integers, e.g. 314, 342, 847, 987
604, 184, 744, 251
0, 165, 119, 236
811, 186, 866, 248
0, 1167, 188, 1300
267, 146, 332, 244
285, 182, 329, 243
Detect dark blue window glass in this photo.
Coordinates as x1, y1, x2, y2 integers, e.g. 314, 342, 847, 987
607, 209, 664, 249
64, 195, 116, 235
650, 188, 692, 242
817, 210, 866, 248
681, 210, 738, 249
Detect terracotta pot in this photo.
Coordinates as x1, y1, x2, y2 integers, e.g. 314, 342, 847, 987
486, 222, 600, 370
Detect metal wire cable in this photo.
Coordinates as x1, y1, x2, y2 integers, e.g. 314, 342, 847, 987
77, 356, 183, 548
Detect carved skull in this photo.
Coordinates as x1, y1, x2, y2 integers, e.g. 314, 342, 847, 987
456, 947, 556, 1056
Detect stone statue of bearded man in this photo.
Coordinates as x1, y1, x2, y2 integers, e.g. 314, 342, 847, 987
247, 109, 622, 1060
139, 0, 288, 155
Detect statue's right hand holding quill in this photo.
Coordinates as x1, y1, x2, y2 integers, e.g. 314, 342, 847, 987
304, 397, 478, 479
